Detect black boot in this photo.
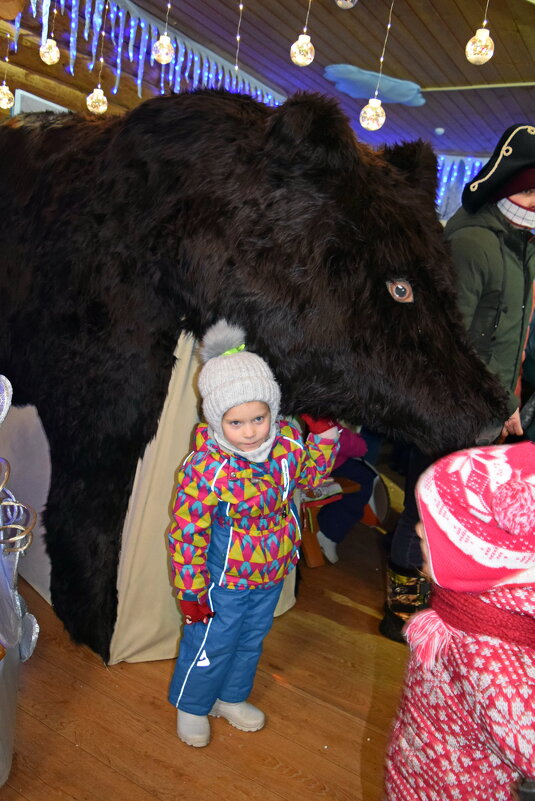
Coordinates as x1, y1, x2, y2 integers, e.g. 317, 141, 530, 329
379, 560, 430, 643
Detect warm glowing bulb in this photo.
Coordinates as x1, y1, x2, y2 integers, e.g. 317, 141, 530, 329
465, 27, 494, 65
290, 33, 315, 66
0, 83, 14, 110
359, 97, 386, 131
39, 37, 60, 65
152, 33, 175, 65
334, 0, 358, 7
86, 87, 108, 114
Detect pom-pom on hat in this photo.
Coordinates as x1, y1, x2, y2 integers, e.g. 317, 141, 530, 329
462, 124, 535, 213
198, 319, 281, 437
415, 442, 535, 592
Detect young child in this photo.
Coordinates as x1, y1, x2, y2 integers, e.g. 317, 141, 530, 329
168, 320, 339, 747
314, 425, 375, 564
385, 441, 535, 801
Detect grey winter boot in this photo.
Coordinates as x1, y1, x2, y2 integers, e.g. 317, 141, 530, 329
209, 700, 265, 732
177, 710, 211, 747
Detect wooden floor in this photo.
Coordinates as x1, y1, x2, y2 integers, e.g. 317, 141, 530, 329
5, 525, 408, 801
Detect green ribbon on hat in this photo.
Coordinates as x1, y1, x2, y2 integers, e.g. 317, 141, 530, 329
222, 344, 245, 356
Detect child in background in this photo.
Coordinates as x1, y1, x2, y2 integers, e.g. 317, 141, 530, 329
313, 425, 375, 564
385, 441, 535, 801
168, 320, 339, 748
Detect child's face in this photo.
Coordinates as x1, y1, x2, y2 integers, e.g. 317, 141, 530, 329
415, 521, 432, 579
221, 401, 271, 452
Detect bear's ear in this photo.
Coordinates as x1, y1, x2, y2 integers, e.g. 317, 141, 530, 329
264, 92, 359, 173
382, 139, 438, 201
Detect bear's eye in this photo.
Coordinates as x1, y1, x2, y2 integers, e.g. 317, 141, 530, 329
386, 280, 414, 303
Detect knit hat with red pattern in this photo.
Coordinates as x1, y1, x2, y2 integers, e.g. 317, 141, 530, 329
415, 442, 535, 592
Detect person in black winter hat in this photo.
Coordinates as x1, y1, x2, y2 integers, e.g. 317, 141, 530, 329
380, 124, 535, 643
449, 122, 535, 437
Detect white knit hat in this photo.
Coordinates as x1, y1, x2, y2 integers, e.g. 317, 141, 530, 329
198, 320, 281, 438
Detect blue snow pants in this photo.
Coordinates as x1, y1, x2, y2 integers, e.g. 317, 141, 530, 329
169, 580, 284, 715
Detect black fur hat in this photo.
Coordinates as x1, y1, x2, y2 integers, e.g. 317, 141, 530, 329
462, 124, 535, 213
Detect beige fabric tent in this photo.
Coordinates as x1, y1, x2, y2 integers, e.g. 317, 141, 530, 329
0, 333, 295, 664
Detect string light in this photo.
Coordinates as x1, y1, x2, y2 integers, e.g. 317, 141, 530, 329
290, 0, 315, 67
152, 1, 175, 66
359, 0, 395, 131
0, 33, 14, 111
334, 0, 358, 7
465, 0, 494, 65
9, 0, 282, 106
234, 2, 244, 77
86, 1, 109, 114
40, 1, 60, 66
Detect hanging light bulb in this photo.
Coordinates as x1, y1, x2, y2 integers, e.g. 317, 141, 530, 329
465, 27, 494, 64
152, 32, 175, 65
334, 0, 358, 8
359, 97, 386, 131
0, 82, 14, 110
86, 86, 108, 114
40, 3, 60, 66
290, 34, 314, 66
0, 33, 13, 110
86, 3, 109, 114
290, 0, 314, 67
359, 0, 394, 132
40, 37, 60, 65
152, 2, 175, 65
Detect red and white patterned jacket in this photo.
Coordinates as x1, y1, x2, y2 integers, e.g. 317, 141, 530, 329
385, 585, 535, 801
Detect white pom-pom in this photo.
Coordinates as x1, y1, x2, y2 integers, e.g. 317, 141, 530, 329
404, 609, 458, 669
492, 480, 535, 537
200, 320, 246, 363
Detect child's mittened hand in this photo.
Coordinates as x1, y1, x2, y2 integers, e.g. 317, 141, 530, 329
301, 413, 338, 434
180, 599, 215, 625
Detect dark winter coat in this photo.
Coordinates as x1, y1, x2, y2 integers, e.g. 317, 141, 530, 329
444, 203, 535, 415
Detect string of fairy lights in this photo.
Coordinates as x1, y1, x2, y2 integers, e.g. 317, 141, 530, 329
0, 0, 496, 121
0, 32, 13, 109
288, 0, 495, 131
86, 0, 109, 112
359, 0, 395, 131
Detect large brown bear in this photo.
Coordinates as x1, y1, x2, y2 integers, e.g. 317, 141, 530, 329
0, 89, 507, 660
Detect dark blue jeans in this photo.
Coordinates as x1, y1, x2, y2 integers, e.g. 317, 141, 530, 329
389, 446, 433, 570
317, 459, 376, 544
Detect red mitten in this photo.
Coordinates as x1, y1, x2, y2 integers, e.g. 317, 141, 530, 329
301, 413, 338, 435
180, 599, 214, 625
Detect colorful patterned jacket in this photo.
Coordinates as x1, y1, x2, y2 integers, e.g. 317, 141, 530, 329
169, 420, 338, 603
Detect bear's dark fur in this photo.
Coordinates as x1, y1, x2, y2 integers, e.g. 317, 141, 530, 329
0, 90, 508, 660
